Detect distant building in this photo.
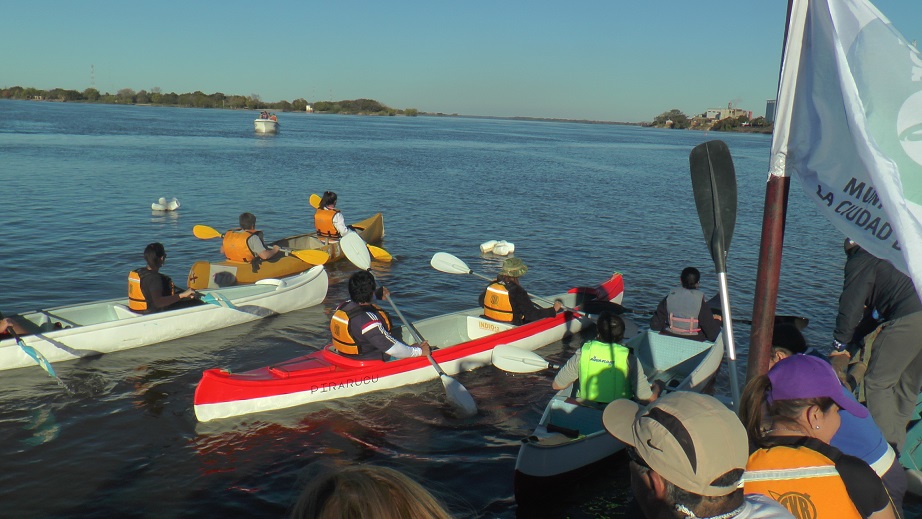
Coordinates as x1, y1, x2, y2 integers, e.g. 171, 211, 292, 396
705, 103, 751, 121
305, 104, 314, 113
765, 99, 776, 124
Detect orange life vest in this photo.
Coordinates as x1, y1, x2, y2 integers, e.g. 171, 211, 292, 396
222, 229, 259, 262
315, 208, 341, 239
483, 282, 514, 322
744, 441, 862, 519
331, 302, 392, 355
128, 268, 175, 313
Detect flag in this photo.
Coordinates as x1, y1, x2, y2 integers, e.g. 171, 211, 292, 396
771, 0, 922, 292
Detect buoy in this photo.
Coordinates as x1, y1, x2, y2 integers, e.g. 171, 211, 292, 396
480, 240, 498, 253
152, 197, 181, 211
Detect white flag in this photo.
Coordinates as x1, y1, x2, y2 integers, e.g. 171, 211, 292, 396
771, 0, 922, 291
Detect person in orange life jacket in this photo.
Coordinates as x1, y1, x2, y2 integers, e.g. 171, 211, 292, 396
478, 257, 562, 325
603, 392, 795, 519
314, 191, 351, 241
650, 267, 721, 342
552, 312, 662, 405
129, 242, 198, 314
739, 355, 897, 519
768, 323, 907, 517
219, 212, 282, 262
331, 270, 430, 361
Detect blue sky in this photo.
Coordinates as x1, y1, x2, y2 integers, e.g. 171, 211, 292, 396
3, 1, 921, 123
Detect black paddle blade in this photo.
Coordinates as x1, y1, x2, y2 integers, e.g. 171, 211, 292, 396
690, 140, 737, 274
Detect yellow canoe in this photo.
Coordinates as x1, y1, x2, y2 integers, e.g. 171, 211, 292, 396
187, 213, 384, 289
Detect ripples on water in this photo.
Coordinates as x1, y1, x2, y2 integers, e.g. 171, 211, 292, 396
0, 100, 904, 518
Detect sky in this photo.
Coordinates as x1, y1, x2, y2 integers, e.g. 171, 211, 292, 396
3, 1, 922, 123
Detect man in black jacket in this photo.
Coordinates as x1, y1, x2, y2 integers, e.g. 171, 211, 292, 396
832, 238, 922, 452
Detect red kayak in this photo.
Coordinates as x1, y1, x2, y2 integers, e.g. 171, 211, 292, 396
194, 272, 624, 422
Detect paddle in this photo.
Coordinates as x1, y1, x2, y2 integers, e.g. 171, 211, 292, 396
689, 140, 740, 410
339, 233, 478, 417
604, 302, 809, 330
6, 326, 72, 392
309, 193, 321, 209
199, 292, 238, 310
192, 225, 329, 265
430, 252, 571, 312
492, 344, 560, 374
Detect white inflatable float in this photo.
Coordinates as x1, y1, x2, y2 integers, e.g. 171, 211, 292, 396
151, 197, 180, 211
480, 240, 515, 256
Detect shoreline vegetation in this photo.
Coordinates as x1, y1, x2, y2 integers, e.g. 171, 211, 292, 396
0, 85, 772, 133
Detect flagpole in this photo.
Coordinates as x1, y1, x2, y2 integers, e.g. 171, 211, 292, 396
747, 0, 797, 381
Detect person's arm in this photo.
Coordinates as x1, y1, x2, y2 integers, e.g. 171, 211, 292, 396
649, 298, 668, 331
508, 285, 554, 323
552, 351, 581, 390
1, 317, 30, 335
834, 254, 876, 345
697, 298, 722, 341
630, 353, 661, 403
837, 452, 897, 519
249, 233, 280, 260
356, 312, 429, 359
332, 212, 350, 236
145, 275, 184, 309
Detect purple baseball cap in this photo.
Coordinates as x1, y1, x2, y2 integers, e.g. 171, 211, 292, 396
767, 354, 868, 418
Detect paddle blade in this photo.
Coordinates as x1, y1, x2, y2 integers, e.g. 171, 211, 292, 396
290, 249, 330, 265
341, 232, 372, 270
368, 245, 392, 262
492, 344, 555, 373
440, 374, 478, 417
309, 193, 321, 209
430, 252, 472, 275
200, 292, 237, 310
690, 140, 737, 273
19, 341, 59, 379
193, 225, 222, 240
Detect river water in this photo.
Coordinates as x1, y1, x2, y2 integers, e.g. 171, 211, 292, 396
0, 100, 915, 518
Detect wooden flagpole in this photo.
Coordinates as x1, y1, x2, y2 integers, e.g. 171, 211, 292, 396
747, 0, 798, 381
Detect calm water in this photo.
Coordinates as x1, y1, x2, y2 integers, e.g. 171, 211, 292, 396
0, 100, 914, 518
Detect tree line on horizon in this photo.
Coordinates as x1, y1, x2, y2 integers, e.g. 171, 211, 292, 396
0, 85, 419, 116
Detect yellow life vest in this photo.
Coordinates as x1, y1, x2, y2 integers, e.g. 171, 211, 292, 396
315, 208, 341, 238
222, 229, 258, 262
483, 282, 513, 322
577, 340, 631, 403
128, 268, 175, 313
331, 302, 392, 355
744, 441, 862, 519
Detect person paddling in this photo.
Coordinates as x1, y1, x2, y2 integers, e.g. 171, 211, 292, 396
330, 271, 429, 361
128, 242, 199, 314
479, 257, 562, 325
314, 191, 351, 243
649, 266, 721, 342
552, 311, 661, 405
219, 212, 283, 264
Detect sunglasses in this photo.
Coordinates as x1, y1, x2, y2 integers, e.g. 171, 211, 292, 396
626, 446, 650, 469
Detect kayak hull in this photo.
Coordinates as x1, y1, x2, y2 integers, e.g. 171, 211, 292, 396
193, 272, 625, 422
514, 331, 724, 500
0, 266, 328, 372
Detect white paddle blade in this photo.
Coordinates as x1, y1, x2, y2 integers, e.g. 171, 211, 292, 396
440, 375, 478, 417
341, 233, 372, 270
492, 344, 553, 373
430, 252, 472, 275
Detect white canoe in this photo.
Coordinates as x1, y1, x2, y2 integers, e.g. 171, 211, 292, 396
514, 330, 725, 496
0, 265, 328, 373
254, 119, 279, 133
